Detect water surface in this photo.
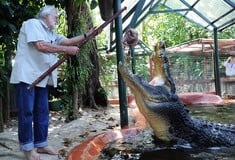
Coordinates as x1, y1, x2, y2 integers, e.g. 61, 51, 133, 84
98, 104, 235, 160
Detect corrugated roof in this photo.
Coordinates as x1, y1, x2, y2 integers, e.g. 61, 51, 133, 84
108, 0, 235, 55
121, 0, 235, 31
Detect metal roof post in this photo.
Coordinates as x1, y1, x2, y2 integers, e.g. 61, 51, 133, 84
129, 0, 146, 28
213, 28, 222, 96
114, 0, 128, 128
130, 47, 136, 74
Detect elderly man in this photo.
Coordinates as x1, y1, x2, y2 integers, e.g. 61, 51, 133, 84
10, 5, 93, 160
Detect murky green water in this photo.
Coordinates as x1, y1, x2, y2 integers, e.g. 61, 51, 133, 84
98, 104, 235, 160
189, 103, 235, 124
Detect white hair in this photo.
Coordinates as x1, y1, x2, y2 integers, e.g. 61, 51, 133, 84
37, 5, 58, 19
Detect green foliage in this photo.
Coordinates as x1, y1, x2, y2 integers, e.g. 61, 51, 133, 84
0, 0, 43, 98
90, 0, 98, 10
141, 12, 209, 47
218, 26, 235, 38
98, 52, 119, 98
142, 12, 235, 49
135, 56, 151, 81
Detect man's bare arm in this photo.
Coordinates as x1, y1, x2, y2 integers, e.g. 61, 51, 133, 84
60, 27, 96, 46
34, 41, 79, 55
60, 35, 85, 46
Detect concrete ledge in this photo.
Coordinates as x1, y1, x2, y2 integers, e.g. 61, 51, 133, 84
66, 106, 147, 160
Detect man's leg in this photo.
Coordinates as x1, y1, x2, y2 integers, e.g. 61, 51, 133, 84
16, 82, 40, 160
33, 86, 58, 155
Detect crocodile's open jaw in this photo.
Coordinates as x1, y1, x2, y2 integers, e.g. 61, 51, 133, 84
118, 62, 175, 141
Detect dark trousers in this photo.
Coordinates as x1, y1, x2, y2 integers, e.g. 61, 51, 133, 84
15, 82, 49, 151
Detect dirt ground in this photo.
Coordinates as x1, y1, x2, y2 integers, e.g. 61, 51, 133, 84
0, 105, 136, 160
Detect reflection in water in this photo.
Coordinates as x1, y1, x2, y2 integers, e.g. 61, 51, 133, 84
98, 104, 235, 160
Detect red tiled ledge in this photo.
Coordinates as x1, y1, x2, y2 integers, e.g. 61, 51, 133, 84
66, 106, 147, 160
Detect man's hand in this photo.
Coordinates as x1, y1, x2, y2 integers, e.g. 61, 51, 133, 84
65, 46, 79, 55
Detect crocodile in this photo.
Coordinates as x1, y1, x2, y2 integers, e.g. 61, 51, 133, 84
118, 42, 235, 148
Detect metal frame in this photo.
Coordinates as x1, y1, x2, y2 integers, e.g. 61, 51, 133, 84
110, 0, 235, 126
112, 0, 235, 96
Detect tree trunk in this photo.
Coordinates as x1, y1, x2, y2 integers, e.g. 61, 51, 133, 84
64, 0, 107, 121
85, 41, 108, 108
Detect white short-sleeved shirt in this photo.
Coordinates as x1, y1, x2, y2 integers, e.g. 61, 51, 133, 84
10, 18, 65, 87
223, 61, 235, 76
